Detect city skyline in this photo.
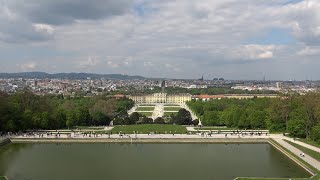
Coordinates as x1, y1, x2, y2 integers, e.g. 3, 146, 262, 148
0, 0, 319, 80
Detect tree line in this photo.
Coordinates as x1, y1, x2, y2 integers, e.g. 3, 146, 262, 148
187, 92, 320, 142
0, 90, 134, 132
113, 108, 196, 126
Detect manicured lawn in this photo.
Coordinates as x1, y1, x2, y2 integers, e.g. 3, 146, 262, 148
164, 107, 181, 111
138, 104, 155, 106
164, 104, 180, 106
297, 139, 320, 148
137, 112, 153, 117
163, 112, 177, 116
110, 124, 187, 134
284, 140, 320, 162
135, 106, 155, 111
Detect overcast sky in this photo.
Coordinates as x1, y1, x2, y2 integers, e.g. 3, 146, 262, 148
0, 0, 319, 80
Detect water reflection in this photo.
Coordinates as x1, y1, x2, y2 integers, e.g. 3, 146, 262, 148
0, 143, 311, 180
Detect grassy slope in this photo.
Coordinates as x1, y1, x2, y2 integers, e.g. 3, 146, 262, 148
297, 139, 320, 149
110, 124, 187, 134
284, 140, 320, 162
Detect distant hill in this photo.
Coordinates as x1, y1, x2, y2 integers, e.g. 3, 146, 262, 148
0, 72, 146, 80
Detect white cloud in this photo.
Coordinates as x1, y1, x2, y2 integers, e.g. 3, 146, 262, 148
33, 24, 55, 35
1, 0, 320, 79
17, 62, 37, 71
78, 57, 101, 69
297, 46, 320, 56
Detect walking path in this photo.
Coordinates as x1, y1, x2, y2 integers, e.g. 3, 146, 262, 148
282, 137, 320, 153
273, 138, 320, 171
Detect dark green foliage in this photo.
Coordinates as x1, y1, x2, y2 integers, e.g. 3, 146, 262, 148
311, 124, 320, 143
172, 108, 192, 125
187, 92, 320, 140
141, 117, 153, 124
191, 119, 199, 126
0, 90, 134, 131
154, 117, 165, 124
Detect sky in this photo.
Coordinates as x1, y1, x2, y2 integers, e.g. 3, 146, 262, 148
0, 0, 319, 80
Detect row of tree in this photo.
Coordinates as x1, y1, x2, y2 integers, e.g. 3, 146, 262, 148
113, 109, 196, 125
187, 92, 320, 142
0, 90, 134, 132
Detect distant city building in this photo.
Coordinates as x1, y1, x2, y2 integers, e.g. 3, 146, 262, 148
129, 93, 192, 104
276, 82, 282, 89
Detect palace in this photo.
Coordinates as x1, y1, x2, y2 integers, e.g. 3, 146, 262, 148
128, 93, 192, 104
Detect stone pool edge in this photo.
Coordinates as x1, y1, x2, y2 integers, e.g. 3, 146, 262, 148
10, 138, 269, 144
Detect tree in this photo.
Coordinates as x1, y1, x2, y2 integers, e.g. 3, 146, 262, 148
142, 117, 153, 124
130, 112, 140, 124
191, 119, 199, 126
174, 108, 192, 125
154, 117, 165, 124
92, 112, 111, 126
311, 124, 320, 143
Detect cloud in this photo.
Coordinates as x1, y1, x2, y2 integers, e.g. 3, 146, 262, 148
1, 0, 320, 79
0, 0, 133, 43
8, 0, 134, 25
17, 62, 38, 71
33, 24, 55, 35
297, 46, 320, 56
78, 57, 101, 69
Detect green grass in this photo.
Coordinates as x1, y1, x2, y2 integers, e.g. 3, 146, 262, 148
284, 140, 320, 162
138, 104, 155, 106
163, 104, 180, 106
110, 124, 187, 134
135, 107, 155, 111
0, 176, 8, 180
163, 107, 181, 111
297, 139, 320, 149
163, 112, 178, 116
137, 112, 153, 117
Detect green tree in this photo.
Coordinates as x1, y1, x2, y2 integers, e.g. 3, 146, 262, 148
173, 108, 192, 125
154, 117, 165, 124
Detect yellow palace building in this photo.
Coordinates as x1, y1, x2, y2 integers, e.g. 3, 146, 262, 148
128, 93, 192, 104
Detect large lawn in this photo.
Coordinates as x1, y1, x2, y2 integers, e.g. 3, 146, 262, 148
137, 112, 153, 117
163, 112, 178, 116
110, 124, 187, 134
284, 140, 320, 162
135, 106, 155, 111
163, 104, 180, 106
164, 107, 181, 111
